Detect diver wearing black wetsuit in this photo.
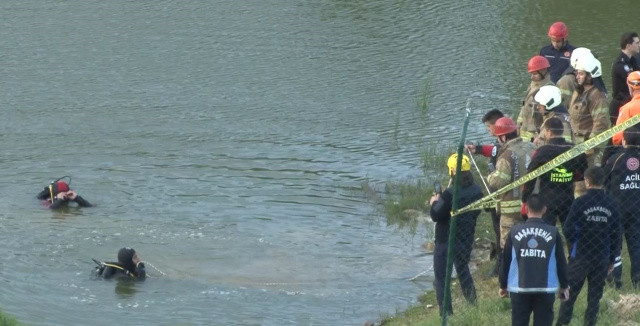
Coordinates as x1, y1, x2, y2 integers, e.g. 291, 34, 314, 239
94, 247, 146, 281
36, 179, 92, 209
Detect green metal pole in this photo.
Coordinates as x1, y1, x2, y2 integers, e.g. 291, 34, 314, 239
441, 101, 472, 326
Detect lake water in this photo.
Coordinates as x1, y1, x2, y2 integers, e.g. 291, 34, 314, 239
0, 0, 637, 325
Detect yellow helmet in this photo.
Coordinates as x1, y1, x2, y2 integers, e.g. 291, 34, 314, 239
447, 154, 471, 175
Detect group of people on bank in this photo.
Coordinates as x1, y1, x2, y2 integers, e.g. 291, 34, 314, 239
428, 22, 640, 326
37, 178, 147, 280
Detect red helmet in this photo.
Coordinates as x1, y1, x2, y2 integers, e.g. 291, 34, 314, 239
494, 117, 518, 136
528, 55, 551, 73
57, 181, 69, 192
548, 22, 568, 39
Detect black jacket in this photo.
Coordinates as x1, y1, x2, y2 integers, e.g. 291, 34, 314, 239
95, 262, 146, 281
429, 183, 483, 244
540, 42, 576, 83
563, 189, 621, 263
610, 52, 640, 120
522, 138, 588, 208
604, 147, 640, 214
500, 218, 568, 292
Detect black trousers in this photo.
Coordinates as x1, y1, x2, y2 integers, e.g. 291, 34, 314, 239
557, 258, 608, 326
510, 292, 555, 326
541, 203, 571, 227
610, 210, 640, 289
491, 208, 501, 250
433, 242, 477, 315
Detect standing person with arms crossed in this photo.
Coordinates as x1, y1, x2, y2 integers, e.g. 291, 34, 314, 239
499, 194, 569, 326
557, 167, 621, 326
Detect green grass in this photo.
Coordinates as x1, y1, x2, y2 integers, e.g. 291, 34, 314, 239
379, 180, 640, 326
0, 309, 22, 326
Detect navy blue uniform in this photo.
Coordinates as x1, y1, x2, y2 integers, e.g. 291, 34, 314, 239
430, 183, 483, 315
604, 147, 640, 287
540, 42, 576, 83
500, 218, 568, 326
610, 52, 640, 124
521, 137, 588, 226
557, 189, 621, 326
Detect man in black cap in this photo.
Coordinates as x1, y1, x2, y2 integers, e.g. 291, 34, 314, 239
94, 248, 146, 280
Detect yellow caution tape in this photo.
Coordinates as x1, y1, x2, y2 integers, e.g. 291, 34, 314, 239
453, 113, 640, 215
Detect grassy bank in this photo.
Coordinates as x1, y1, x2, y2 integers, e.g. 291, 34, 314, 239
378, 179, 640, 326
0, 309, 21, 326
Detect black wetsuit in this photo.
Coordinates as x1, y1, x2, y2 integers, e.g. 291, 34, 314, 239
95, 262, 146, 281
36, 187, 92, 209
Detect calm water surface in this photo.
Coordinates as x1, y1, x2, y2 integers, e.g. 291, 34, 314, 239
0, 0, 637, 325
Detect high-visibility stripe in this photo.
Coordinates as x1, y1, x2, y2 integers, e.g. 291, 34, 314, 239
520, 131, 535, 141
501, 200, 521, 207
501, 207, 522, 213
507, 286, 558, 293
490, 171, 511, 181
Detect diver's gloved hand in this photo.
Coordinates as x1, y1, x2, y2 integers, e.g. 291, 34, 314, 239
67, 191, 77, 200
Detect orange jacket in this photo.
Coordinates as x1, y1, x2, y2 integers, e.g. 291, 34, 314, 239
613, 94, 640, 146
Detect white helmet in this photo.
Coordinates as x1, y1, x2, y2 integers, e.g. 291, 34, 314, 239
571, 47, 600, 77
533, 85, 562, 111
592, 58, 602, 78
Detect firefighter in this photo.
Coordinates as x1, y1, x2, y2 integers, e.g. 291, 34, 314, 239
557, 48, 606, 108
613, 71, 640, 146
487, 117, 536, 252
556, 65, 577, 108
522, 117, 588, 227
569, 48, 610, 196
540, 22, 576, 83
604, 127, 640, 289
465, 109, 505, 277
533, 85, 575, 146
518, 55, 554, 143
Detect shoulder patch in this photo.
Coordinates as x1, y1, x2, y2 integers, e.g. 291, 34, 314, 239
492, 146, 497, 157
627, 157, 639, 171
625, 65, 631, 72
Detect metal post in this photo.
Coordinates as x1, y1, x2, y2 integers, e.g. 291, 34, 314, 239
441, 100, 472, 326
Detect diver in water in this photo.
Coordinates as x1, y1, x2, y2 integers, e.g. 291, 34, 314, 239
94, 247, 146, 281
36, 177, 92, 209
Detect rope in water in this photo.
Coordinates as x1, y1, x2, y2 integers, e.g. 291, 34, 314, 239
408, 264, 434, 281
138, 262, 427, 286
142, 261, 166, 276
